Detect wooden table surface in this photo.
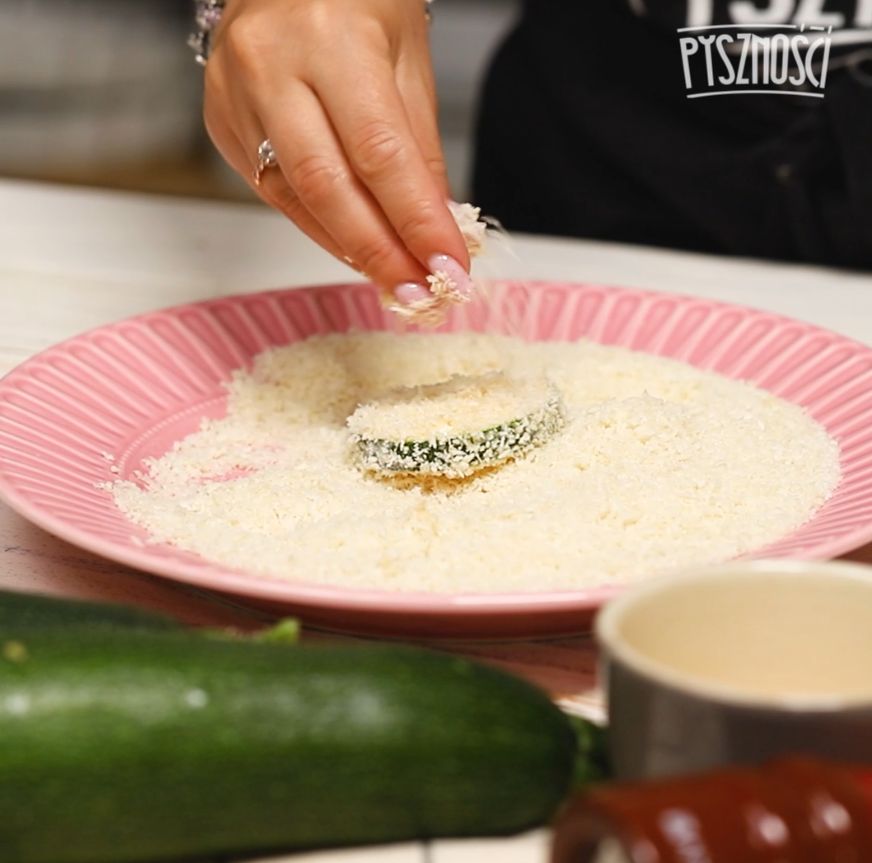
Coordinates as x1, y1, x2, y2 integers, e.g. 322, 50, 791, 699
1, 178, 871, 863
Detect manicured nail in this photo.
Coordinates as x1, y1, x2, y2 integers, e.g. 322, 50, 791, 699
394, 282, 431, 305
427, 254, 473, 298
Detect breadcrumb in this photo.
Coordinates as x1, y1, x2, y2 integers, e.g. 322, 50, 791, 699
108, 333, 841, 594
348, 373, 565, 478
386, 201, 488, 326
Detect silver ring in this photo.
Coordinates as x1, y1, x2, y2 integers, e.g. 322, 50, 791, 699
254, 139, 278, 186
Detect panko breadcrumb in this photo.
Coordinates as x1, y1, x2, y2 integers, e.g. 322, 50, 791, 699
348, 373, 566, 478
108, 333, 841, 594
387, 202, 488, 326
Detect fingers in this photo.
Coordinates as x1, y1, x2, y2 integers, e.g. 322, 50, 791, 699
255, 82, 434, 293
396, 47, 450, 200
203, 73, 250, 182
313, 54, 472, 280
205, 76, 350, 265
257, 167, 352, 266
201, 0, 472, 306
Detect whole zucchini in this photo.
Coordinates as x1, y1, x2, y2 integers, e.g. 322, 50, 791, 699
0, 590, 300, 645
0, 589, 179, 632
0, 630, 576, 863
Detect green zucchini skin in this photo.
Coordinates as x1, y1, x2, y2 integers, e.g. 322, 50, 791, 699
0, 631, 576, 863
0, 589, 179, 633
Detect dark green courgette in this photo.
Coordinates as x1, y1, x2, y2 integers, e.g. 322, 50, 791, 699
0, 589, 179, 632
0, 590, 300, 644
0, 630, 577, 863
352, 395, 566, 478
567, 715, 611, 787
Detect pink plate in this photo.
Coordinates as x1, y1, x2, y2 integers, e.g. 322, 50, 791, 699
2, 282, 872, 638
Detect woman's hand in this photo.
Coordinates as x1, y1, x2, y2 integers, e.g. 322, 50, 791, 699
203, 0, 472, 305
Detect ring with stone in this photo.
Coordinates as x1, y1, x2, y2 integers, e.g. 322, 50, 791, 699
253, 139, 278, 186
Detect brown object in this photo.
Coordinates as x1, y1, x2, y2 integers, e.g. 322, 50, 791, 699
552, 757, 872, 863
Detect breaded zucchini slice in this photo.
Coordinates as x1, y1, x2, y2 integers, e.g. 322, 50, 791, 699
348, 373, 565, 479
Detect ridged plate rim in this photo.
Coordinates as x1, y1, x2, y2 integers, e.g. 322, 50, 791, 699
1, 282, 871, 626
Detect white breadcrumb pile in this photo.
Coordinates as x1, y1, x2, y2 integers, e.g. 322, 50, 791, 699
387, 201, 488, 326
348, 372, 566, 478
108, 333, 841, 594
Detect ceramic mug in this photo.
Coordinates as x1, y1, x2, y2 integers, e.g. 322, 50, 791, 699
596, 559, 872, 780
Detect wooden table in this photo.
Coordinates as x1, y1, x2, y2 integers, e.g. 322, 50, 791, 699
1, 178, 871, 863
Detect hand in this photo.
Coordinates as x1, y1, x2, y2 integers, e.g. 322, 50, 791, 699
203, 0, 473, 305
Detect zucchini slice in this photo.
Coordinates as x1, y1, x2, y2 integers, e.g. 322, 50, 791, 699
348, 373, 566, 479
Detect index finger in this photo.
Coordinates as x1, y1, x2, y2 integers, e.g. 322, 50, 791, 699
313, 58, 471, 282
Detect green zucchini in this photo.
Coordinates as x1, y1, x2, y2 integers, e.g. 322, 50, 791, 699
568, 715, 611, 787
0, 590, 300, 645
0, 630, 577, 863
353, 393, 566, 479
0, 589, 179, 632
348, 373, 567, 480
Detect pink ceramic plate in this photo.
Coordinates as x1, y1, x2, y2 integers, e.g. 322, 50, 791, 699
1, 282, 871, 637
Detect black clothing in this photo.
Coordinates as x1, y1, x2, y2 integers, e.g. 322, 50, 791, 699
473, 0, 872, 268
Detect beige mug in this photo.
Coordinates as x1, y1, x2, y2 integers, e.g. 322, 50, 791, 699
596, 559, 872, 780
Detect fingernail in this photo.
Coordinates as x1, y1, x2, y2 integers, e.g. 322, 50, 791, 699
427, 254, 473, 298
394, 282, 431, 305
